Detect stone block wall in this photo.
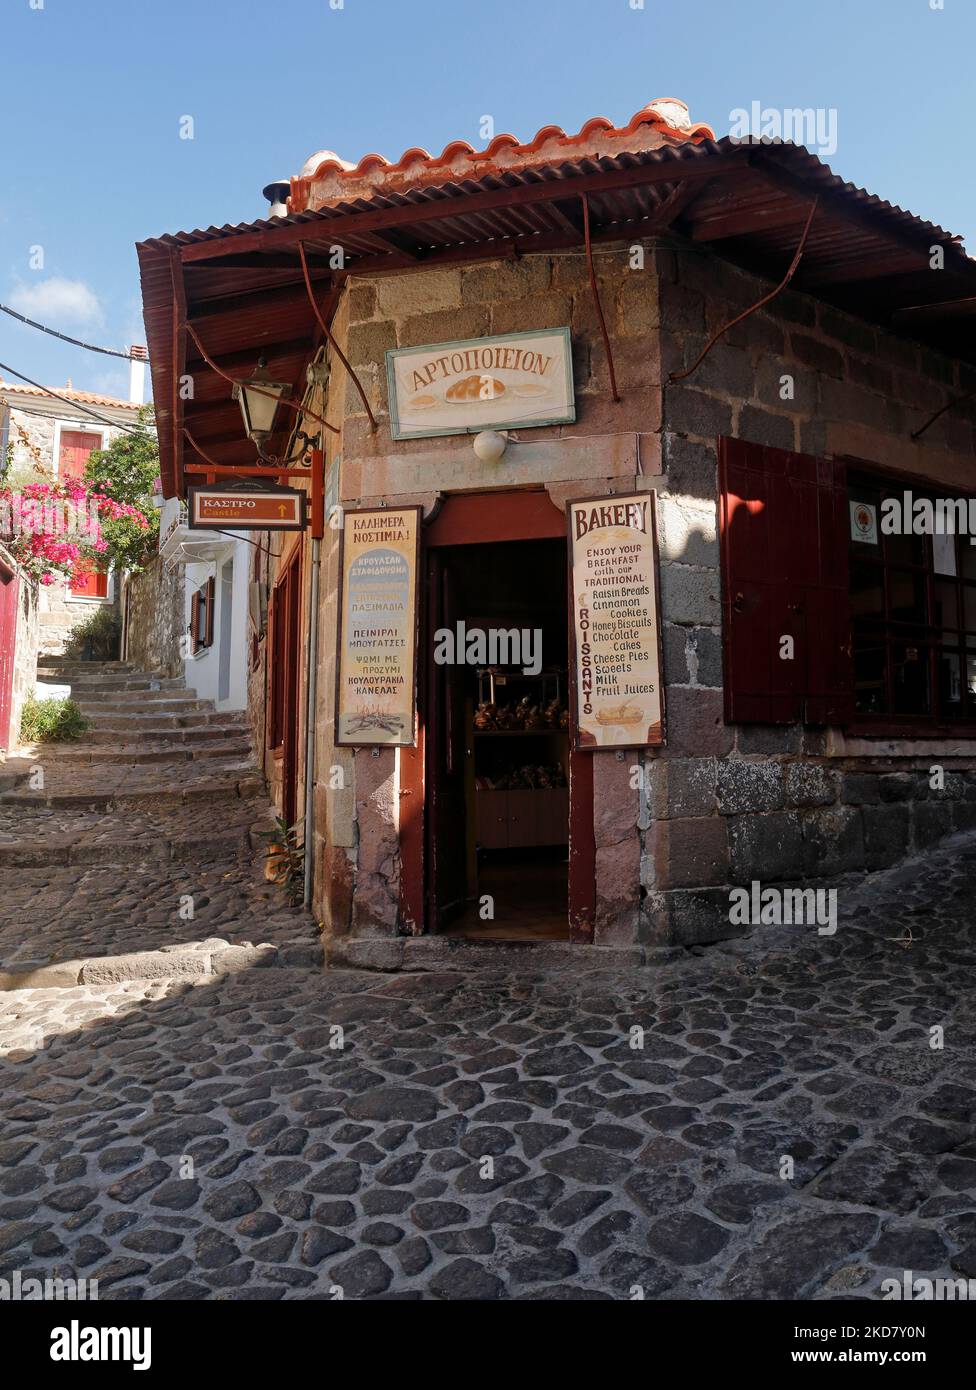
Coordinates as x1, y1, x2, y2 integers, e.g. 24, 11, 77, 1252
36, 581, 116, 657
123, 557, 183, 676
314, 249, 661, 940
640, 243, 976, 946
261, 237, 976, 952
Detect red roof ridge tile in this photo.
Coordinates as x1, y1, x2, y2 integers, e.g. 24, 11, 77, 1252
290, 98, 715, 211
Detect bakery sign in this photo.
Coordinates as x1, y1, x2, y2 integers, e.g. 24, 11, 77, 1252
386, 328, 575, 440
567, 492, 665, 750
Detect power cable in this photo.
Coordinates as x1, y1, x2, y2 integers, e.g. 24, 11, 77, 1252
0, 361, 145, 436
0, 302, 140, 360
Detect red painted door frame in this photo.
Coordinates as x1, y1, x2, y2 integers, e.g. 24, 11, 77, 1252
398, 489, 596, 942
269, 545, 303, 827
0, 556, 19, 752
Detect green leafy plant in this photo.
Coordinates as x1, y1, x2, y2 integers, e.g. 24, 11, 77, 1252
63, 605, 122, 660
82, 406, 159, 574
263, 816, 305, 905
19, 696, 88, 744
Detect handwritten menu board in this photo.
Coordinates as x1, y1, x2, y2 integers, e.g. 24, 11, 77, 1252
567, 492, 665, 750
335, 507, 420, 746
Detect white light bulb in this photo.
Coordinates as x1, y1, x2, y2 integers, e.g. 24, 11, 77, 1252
472, 430, 507, 464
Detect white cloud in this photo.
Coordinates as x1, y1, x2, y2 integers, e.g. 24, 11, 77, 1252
8, 276, 105, 329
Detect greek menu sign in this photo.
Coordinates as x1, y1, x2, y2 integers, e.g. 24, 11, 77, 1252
386, 329, 575, 440
568, 493, 665, 750
336, 507, 420, 746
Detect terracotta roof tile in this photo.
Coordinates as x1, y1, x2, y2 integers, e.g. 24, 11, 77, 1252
290, 98, 715, 211
0, 380, 141, 411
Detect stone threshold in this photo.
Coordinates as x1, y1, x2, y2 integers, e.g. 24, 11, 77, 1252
0, 936, 323, 991
326, 935, 682, 973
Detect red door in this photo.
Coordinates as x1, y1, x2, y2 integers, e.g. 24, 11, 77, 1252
269, 547, 303, 827
59, 430, 109, 598
0, 558, 19, 751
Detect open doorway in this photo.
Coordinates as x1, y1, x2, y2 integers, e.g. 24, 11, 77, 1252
426, 536, 570, 940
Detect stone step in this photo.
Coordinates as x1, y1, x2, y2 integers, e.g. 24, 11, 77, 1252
77, 710, 247, 733
42, 677, 186, 694
1, 768, 264, 812
83, 721, 250, 745
77, 697, 213, 717
0, 824, 264, 869
37, 659, 138, 673
47, 738, 253, 765
69, 681, 187, 699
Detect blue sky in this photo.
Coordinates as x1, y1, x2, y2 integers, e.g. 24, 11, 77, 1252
1, 0, 972, 402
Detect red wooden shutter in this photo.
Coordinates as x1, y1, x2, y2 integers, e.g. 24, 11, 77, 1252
718, 438, 853, 726
190, 590, 201, 654
60, 431, 105, 595
59, 429, 102, 480
204, 576, 215, 648
70, 560, 109, 598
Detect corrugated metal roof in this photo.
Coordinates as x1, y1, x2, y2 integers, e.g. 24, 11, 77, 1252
137, 135, 976, 498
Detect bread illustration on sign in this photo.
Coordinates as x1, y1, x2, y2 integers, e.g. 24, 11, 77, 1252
445, 374, 506, 403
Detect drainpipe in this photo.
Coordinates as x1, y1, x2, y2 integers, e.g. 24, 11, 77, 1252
302, 535, 320, 909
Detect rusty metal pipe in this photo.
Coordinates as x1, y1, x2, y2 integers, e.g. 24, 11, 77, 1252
668, 198, 819, 384
581, 193, 620, 404
299, 244, 378, 432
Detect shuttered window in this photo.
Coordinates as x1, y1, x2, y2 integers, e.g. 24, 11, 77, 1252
190, 576, 215, 654
60, 430, 109, 598
718, 438, 853, 726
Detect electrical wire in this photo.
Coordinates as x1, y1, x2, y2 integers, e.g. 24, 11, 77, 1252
0, 361, 145, 436
0, 302, 140, 360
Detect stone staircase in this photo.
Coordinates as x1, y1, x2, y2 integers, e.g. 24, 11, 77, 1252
0, 658, 266, 865
35, 657, 253, 761
0, 658, 320, 978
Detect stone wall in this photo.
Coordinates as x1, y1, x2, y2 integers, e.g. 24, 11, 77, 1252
312, 249, 661, 941
258, 237, 976, 952
36, 579, 116, 657
122, 557, 184, 676
640, 244, 976, 946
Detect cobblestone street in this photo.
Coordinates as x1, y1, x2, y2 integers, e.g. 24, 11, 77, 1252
1, 673, 975, 1300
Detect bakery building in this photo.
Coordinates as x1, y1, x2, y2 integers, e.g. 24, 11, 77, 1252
137, 98, 976, 963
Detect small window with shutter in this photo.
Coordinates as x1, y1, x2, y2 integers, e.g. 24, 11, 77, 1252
718, 438, 853, 726
190, 576, 215, 654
